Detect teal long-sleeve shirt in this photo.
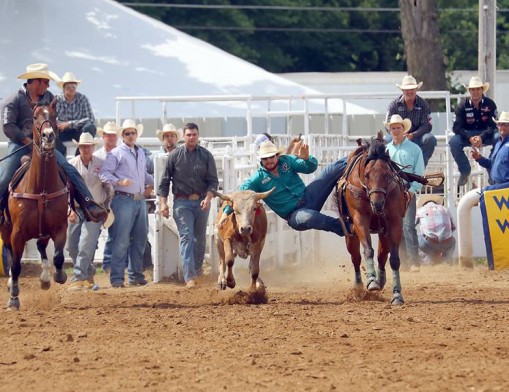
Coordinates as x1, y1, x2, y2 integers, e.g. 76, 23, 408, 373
387, 138, 425, 193
240, 154, 318, 218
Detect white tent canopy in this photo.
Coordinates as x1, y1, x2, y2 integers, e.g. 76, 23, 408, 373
0, 0, 370, 122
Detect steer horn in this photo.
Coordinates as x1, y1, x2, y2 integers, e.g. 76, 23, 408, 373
256, 187, 276, 200
211, 189, 232, 202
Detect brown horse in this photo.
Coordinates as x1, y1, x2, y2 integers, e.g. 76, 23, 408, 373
1, 102, 69, 310
337, 134, 408, 305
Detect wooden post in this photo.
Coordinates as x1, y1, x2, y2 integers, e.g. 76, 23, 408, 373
478, 0, 497, 100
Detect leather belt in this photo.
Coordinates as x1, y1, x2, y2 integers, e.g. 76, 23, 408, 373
115, 191, 144, 201
175, 193, 203, 201
424, 234, 453, 243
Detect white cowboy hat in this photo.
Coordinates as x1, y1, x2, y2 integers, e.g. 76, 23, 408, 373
57, 72, 82, 89
102, 210, 115, 229
97, 121, 118, 137
466, 76, 489, 93
384, 114, 412, 133
397, 75, 423, 90
156, 123, 180, 141
417, 194, 444, 209
118, 119, 143, 137
17, 63, 58, 81
258, 141, 284, 159
72, 132, 98, 146
494, 111, 509, 124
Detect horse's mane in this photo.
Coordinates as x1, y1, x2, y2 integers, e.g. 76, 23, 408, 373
366, 138, 390, 164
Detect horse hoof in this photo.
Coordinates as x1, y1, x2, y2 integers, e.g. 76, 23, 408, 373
6, 297, 20, 311
256, 278, 265, 289
226, 280, 236, 289
40, 280, 51, 290
391, 293, 404, 306
54, 270, 67, 285
367, 279, 380, 291
218, 282, 227, 290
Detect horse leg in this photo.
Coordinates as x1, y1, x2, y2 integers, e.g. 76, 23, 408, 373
376, 236, 390, 290
345, 236, 363, 286
50, 232, 67, 285
37, 237, 52, 290
358, 232, 378, 291
388, 245, 404, 305
7, 241, 23, 311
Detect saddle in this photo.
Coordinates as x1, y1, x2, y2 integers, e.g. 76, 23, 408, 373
2, 157, 72, 224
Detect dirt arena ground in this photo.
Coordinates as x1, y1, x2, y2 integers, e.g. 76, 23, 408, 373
1, 260, 509, 392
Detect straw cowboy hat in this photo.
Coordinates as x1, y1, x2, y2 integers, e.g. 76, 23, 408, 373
258, 141, 285, 159
102, 210, 115, 229
466, 76, 489, 93
494, 111, 509, 124
156, 123, 180, 141
417, 194, 444, 209
384, 114, 412, 133
97, 121, 118, 137
397, 75, 423, 90
57, 72, 82, 89
17, 63, 58, 81
118, 119, 144, 137
72, 132, 98, 146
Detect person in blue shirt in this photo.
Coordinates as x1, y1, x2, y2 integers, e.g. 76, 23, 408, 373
471, 111, 509, 187
386, 114, 425, 272
239, 140, 349, 236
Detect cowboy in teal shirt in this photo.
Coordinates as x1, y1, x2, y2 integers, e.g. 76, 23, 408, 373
239, 141, 348, 237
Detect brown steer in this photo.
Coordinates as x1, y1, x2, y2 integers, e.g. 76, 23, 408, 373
213, 188, 274, 291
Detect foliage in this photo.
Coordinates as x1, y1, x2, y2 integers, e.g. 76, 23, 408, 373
118, 0, 509, 73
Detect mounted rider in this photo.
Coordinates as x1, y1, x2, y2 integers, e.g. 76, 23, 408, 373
0, 63, 107, 226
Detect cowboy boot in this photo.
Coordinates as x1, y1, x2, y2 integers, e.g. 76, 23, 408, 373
74, 192, 108, 223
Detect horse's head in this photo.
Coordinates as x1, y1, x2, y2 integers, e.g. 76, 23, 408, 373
364, 140, 393, 215
32, 99, 57, 157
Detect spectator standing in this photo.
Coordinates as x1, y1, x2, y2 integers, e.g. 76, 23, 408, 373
415, 195, 456, 265
385, 75, 436, 167
386, 114, 425, 272
67, 133, 114, 291
99, 119, 154, 287
158, 123, 218, 288
55, 72, 96, 156
0, 63, 106, 225
94, 121, 118, 273
450, 76, 499, 186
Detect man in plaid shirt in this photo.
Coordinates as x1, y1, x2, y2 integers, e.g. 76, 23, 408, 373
55, 72, 96, 156
385, 75, 437, 167
415, 195, 456, 265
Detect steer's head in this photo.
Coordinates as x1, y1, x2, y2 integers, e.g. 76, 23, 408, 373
214, 188, 275, 236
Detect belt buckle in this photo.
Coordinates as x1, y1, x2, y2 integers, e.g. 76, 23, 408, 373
188, 193, 200, 201
134, 193, 143, 201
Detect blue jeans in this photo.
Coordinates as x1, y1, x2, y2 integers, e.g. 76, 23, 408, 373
287, 158, 347, 237
109, 194, 148, 285
401, 195, 419, 266
173, 198, 210, 282
418, 234, 456, 262
66, 208, 102, 281
56, 122, 97, 156
385, 133, 437, 167
0, 141, 94, 201
449, 131, 501, 175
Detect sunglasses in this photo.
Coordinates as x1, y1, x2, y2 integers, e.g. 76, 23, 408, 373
498, 123, 509, 127
123, 131, 137, 137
